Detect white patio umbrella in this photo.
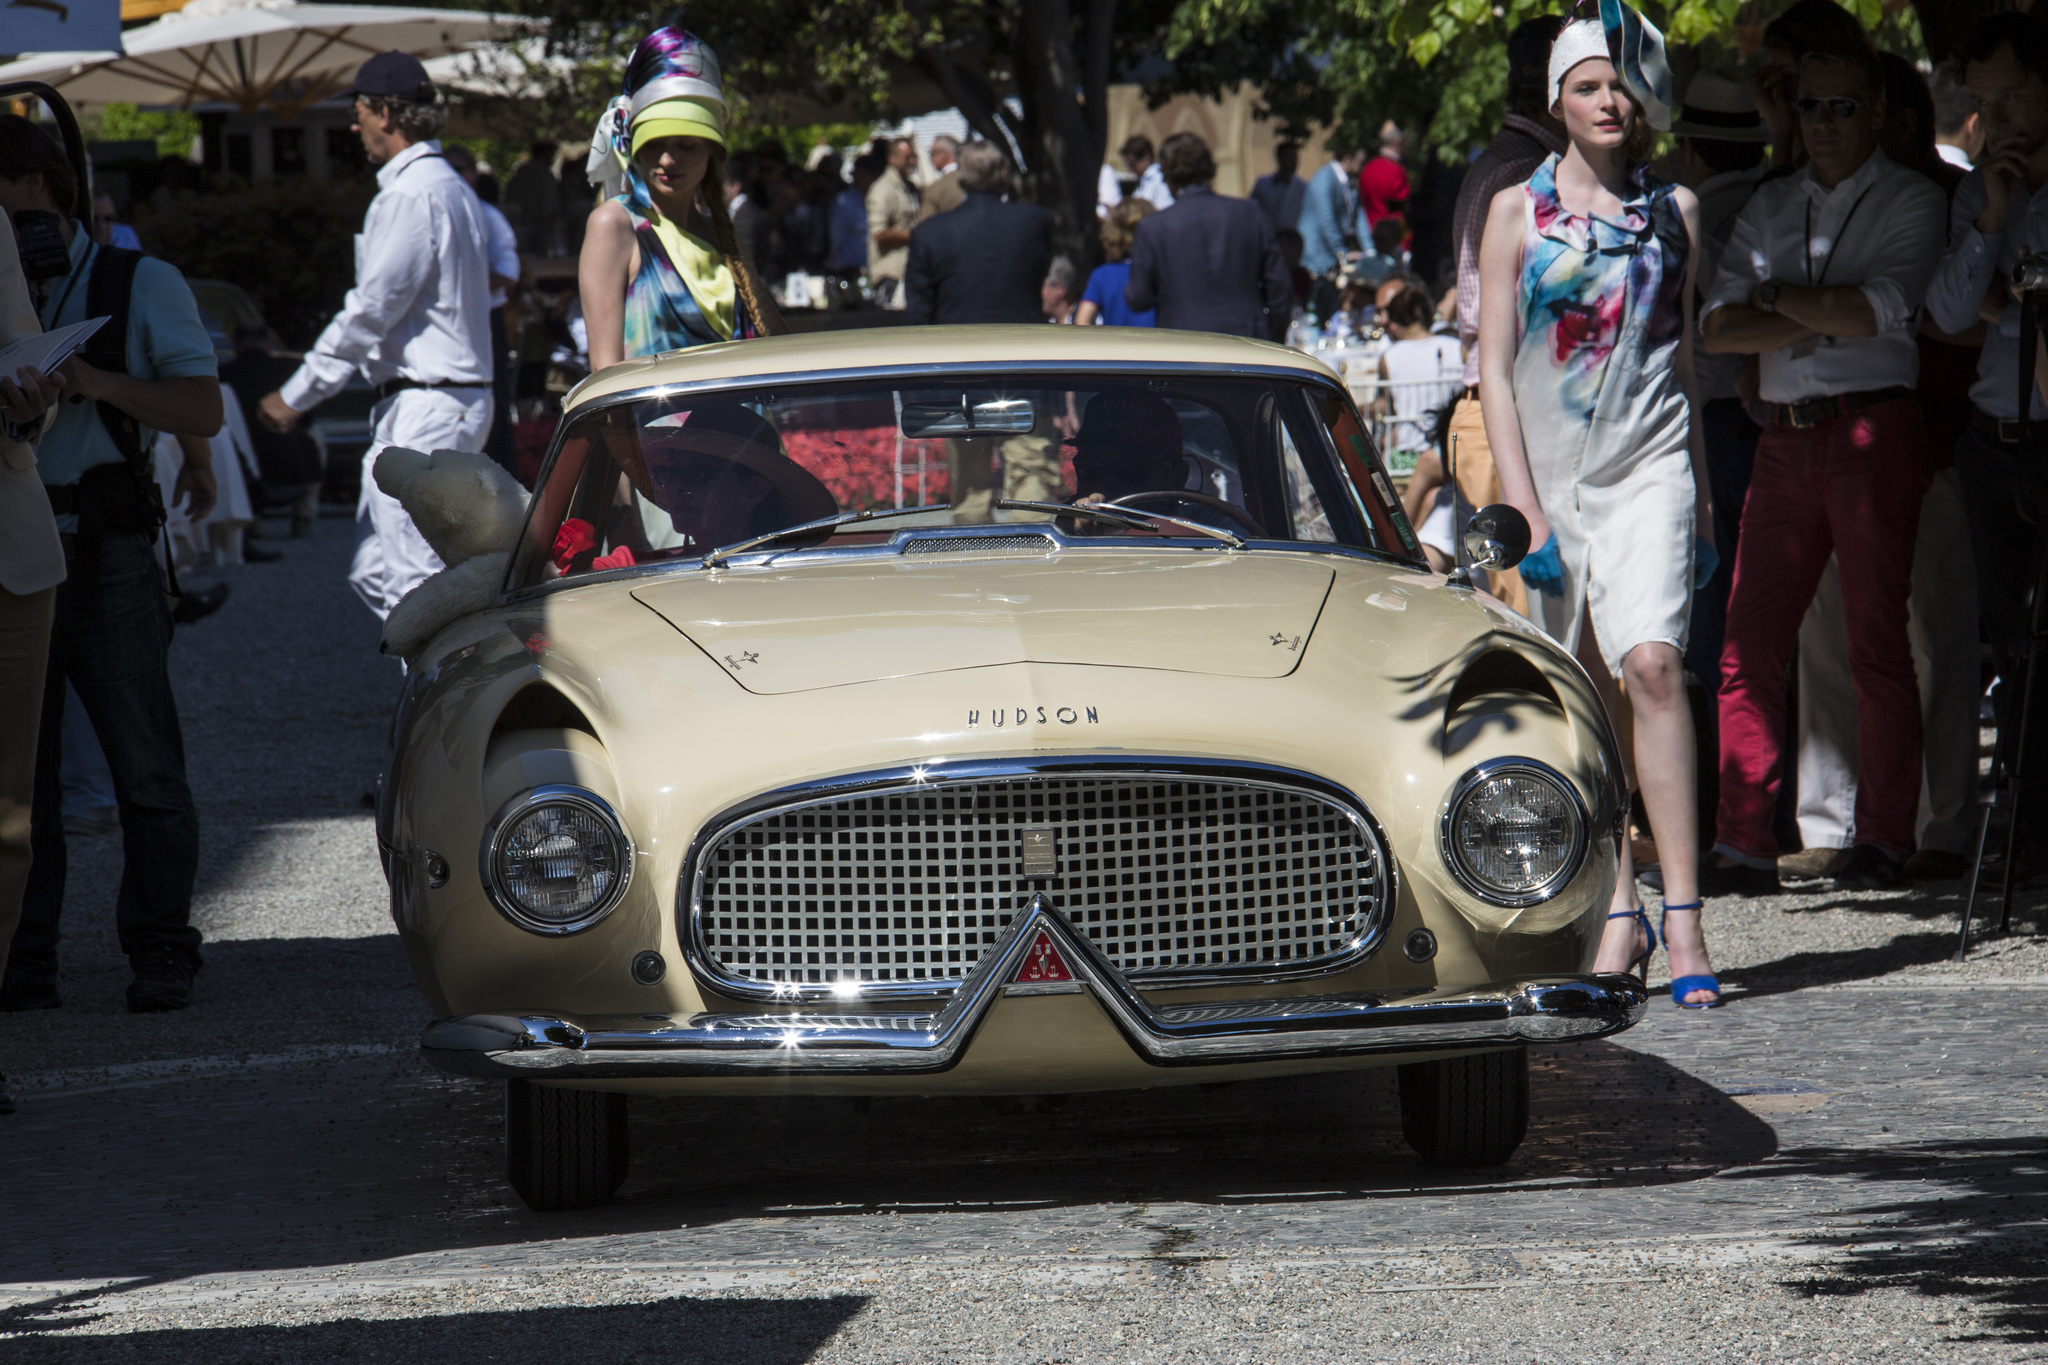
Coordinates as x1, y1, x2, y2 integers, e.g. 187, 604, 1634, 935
0, 0, 531, 119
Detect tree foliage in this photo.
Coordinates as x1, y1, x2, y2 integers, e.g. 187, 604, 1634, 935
508, 0, 1184, 262
86, 102, 201, 159
505, 0, 1932, 257
136, 178, 375, 347
1163, 0, 1917, 161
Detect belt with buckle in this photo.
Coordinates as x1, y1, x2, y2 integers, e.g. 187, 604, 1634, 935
1967, 407, 2038, 444
372, 377, 489, 404
1771, 386, 1912, 430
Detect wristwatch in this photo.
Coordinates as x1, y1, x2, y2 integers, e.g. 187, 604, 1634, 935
1757, 281, 1781, 313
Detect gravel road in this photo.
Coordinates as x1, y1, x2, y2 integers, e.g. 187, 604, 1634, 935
2, 517, 2043, 1363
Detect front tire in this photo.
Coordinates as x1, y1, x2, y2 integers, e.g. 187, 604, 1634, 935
505, 1080, 630, 1210
1398, 1048, 1528, 1167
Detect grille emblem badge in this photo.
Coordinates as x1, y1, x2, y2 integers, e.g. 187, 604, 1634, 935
1014, 929, 1074, 983
1019, 826, 1057, 877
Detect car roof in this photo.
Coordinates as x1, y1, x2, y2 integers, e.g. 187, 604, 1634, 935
564, 324, 1343, 412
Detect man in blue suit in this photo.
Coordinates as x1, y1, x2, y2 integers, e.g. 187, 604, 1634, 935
1124, 133, 1292, 339
1297, 143, 1369, 277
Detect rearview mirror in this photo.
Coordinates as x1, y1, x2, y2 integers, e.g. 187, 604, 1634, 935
1462, 504, 1531, 571
899, 392, 1038, 438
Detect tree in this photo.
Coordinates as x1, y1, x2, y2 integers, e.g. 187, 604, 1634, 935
511, 0, 1183, 264
1163, 0, 1933, 162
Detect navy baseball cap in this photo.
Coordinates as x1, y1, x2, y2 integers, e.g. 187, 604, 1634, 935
346, 51, 435, 102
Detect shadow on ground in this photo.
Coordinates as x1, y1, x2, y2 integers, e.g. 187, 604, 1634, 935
2, 1293, 867, 1363
1714, 883, 2047, 999
4, 1038, 1775, 1285
1752, 1136, 2048, 1348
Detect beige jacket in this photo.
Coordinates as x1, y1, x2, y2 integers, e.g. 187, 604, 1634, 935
865, 167, 920, 281
0, 229, 64, 597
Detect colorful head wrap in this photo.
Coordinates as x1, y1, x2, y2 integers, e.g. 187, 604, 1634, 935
1548, 3, 1673, 132
583, 27, 739, 341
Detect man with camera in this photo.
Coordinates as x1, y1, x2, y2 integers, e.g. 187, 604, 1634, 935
1701, 38, 1947, 893
1928, 13, 2048, 878
0, 114, 223, 1013
258, 52, 493, 621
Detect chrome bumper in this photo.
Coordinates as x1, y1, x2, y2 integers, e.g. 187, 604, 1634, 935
419, 895, 1647, 1080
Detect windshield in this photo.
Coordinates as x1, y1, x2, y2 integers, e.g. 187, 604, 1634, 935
510, 371, 1421, 589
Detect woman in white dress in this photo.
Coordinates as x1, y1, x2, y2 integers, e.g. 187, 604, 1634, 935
1476, 10, 1721, 1006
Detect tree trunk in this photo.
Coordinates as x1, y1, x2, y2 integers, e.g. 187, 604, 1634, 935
1011, 0, 1109, 269
916, 3, 1112, 270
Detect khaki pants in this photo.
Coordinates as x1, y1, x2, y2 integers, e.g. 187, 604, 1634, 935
0, 584, 55, 981
1445, 396, 1529, 617
947, 433, 1064, 524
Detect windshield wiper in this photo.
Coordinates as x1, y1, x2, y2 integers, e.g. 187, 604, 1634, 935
997, 499, 1246, 551
701, 503, 952, 569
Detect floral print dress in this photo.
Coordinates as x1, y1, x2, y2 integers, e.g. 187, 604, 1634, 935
621, 203, 731, 358
1512, 154, 1694, 672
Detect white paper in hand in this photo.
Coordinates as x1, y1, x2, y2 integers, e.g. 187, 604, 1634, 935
0, 317, 109, 383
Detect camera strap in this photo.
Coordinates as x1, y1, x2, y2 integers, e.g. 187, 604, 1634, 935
2018, 283, 2047, 527
76, 244, 180, 607
2023, 285, 2039, 453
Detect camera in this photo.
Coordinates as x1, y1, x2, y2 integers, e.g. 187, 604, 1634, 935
2013, 250, 2048, 294
11, 209, 68, 284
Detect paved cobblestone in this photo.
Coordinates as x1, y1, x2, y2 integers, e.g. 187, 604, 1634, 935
2, 519, 2043, 1361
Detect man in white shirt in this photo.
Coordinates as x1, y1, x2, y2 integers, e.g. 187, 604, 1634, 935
258, 52, 493, 621
1700, 38, 1947, 892
443, 145, 522, 480
1927, 13, 2048, 873
1098, 136, 1173, 219
1932, 60, 1982, 170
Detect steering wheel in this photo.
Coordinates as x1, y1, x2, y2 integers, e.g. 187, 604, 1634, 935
1110, 490, 1269, 540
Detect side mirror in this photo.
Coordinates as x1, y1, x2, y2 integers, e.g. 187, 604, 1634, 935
1461, 504, 1531, 572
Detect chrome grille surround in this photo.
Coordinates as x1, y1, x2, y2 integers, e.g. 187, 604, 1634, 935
681, 757, 1397, 1003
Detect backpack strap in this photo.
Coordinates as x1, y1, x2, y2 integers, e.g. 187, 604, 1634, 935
78, 244, 179, 608
83, 244, 147, 473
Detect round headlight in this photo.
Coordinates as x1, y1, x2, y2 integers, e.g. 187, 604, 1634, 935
1440, 760, 1588, 906
483, 788, 631, 934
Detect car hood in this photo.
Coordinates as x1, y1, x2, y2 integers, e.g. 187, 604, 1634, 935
631, 551, 1336, 695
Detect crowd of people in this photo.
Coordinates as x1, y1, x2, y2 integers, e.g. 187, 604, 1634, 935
1, 0, 2044, 1124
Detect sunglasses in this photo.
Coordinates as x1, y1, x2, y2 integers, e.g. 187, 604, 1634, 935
1795, 96, 1864, 120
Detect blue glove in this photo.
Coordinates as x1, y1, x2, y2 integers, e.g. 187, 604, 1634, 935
1518, 532, 1565, 596
1693, 537, 1721, 591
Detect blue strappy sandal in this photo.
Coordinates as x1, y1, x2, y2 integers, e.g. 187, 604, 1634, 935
1659, 899, 1721, 1008
1607, 906, 1657, 983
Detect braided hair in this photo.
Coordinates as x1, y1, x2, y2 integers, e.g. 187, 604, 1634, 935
697, 144, 785, 338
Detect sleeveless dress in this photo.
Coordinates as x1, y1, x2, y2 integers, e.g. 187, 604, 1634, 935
620, 204, 734, 357
1511, 154, 1694, 673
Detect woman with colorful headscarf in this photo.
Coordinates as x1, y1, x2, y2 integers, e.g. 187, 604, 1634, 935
1476, 2, 1722, 1007
580, 27, 782, 369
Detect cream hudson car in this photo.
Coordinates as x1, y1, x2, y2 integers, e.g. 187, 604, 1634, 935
388, 326, 1647, 1210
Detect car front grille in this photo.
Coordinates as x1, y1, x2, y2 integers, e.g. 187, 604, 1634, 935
688, 769, 1392, 1000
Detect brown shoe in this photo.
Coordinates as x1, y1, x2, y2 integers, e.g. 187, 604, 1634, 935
1903, 848, 1968, 881
1778, 846, 1849, 882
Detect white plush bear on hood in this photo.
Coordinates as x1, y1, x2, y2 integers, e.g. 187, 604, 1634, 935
374, 448, 530, 657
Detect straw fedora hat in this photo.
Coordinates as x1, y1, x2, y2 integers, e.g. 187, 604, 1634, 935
1672, 70, 1771, 142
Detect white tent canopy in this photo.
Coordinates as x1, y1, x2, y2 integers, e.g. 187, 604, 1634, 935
0, 0, 530, 119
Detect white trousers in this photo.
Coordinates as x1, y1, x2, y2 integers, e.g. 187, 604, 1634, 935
349, 388, 492, 620
1795, 467, 1979, 854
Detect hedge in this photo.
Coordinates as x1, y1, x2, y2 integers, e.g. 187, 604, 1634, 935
137, 179, 377, 349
